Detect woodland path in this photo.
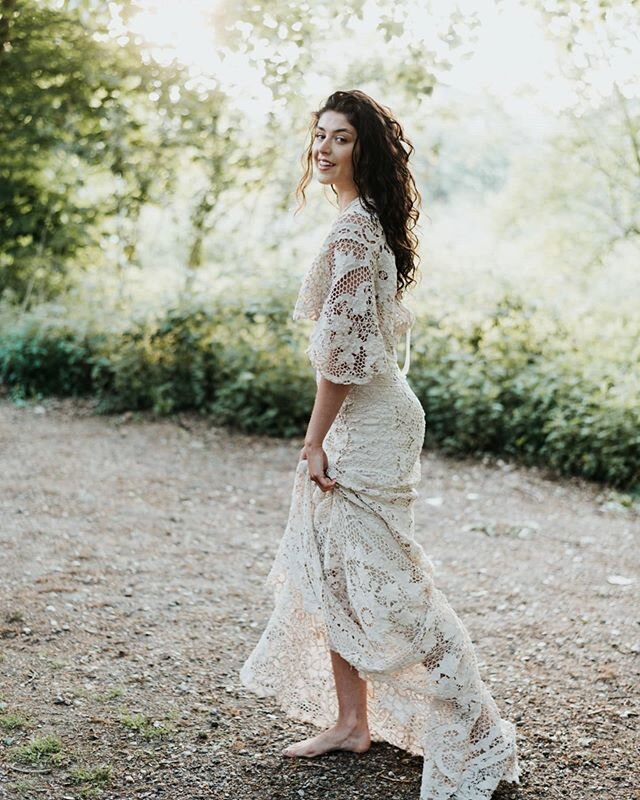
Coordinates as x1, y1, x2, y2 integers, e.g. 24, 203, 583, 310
0, 398, 638, 800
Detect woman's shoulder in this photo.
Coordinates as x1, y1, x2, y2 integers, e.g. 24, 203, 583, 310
328, 197, 384, 247
337, 195, 379, 223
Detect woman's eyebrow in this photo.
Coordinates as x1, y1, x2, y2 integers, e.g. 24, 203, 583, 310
316, 126, 353, 134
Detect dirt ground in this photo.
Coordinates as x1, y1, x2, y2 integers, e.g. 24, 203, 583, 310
0, 397, 638, 800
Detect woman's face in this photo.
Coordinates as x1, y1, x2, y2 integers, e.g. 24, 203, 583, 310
312, 110, 358, 193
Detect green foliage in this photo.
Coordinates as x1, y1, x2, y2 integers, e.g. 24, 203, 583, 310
202, 295, 317, 436
0, 713, 28, 730
68, 764, 113, 786
0, 0, 105, 299
1, 292, 638, 489
0, 291, 316, 436
117, 712, 173, 740
91, 309, 221, 415
89, 296, 316, 435
0, 319, 97, 399
0, 0, 230, 304
409, 296, 640, 488
0, 0, 474, 305
11, 735, 63, 766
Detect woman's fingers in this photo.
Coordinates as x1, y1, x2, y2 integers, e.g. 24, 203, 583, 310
311, 473, 336, 492
305, 447, 336, 491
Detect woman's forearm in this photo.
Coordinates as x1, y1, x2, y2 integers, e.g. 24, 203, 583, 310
304, 377, 353, 446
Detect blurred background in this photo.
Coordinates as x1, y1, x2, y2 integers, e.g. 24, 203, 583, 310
1, 0, 638, 490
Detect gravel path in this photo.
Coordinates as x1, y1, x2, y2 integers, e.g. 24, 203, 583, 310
0, 398, 638, 800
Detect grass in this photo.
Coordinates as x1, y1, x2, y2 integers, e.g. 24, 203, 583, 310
69, 764, 113, 797
117, 711, 174, 739
607, 488, 640, 508
8, 779, 37, 795
98, 686, 124, 702
0, 713, 28, 730
11, 734, 63, 766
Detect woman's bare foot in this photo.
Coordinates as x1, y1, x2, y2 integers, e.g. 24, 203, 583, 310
282, 721, 371, 758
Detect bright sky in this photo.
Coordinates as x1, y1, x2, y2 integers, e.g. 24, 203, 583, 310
124, 0, 636, 119
125, 0, 220, 72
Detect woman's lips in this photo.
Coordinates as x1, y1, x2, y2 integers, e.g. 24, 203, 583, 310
318, 160, 334, 171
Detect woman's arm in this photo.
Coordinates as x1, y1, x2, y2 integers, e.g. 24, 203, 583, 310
301, 377, 353, 492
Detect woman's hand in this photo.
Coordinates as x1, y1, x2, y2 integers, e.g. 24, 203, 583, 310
299, 443, 336, 492
299, 376, 351, 492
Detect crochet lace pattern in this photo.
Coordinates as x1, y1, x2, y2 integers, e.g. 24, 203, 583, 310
240, 197, 521, 799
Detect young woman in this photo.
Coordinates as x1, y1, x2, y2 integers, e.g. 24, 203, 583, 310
240, 89, 521, 799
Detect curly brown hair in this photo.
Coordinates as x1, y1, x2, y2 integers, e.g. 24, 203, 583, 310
295, 89, 422, 295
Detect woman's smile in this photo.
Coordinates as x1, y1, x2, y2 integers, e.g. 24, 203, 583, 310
312, 110, 357, 194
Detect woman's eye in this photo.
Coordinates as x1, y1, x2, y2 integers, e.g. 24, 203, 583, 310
314, 133, 347, 142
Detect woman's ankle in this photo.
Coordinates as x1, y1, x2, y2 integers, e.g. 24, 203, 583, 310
336, 714, 369, 732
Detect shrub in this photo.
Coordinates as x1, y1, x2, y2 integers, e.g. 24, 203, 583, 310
0, 327, 98, 399
0, 291, 638, 489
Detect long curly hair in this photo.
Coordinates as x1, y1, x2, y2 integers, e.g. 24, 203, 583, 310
295, 89, 422, 295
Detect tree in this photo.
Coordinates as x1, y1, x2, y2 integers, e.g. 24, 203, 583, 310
526, 0, 640, 265
0, 0, 212, 304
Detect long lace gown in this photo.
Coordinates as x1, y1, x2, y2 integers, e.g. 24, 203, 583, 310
239, 196, 521, 799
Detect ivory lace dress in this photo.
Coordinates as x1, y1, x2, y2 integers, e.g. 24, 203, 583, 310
239, 196, 521, 799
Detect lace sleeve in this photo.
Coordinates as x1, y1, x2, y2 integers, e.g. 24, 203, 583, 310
305, 214, 390, 385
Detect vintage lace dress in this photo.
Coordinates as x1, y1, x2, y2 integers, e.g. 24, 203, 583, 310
239, 196, 521, 799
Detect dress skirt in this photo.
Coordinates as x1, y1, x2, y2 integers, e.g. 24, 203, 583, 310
239, 365, 521, 800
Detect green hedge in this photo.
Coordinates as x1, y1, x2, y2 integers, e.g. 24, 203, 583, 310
1, 293, 638, 489
409, 296, 639, 489
0, 295, 316, 438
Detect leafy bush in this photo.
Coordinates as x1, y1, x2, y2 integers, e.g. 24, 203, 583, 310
90, 308, 223, 415
409, 296, 640, 488
0, 326, 98, 399
0, 291, 638, 489
90, 297, 316, 435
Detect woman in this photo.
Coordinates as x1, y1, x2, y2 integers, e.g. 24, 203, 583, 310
240, 89, 521, 799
